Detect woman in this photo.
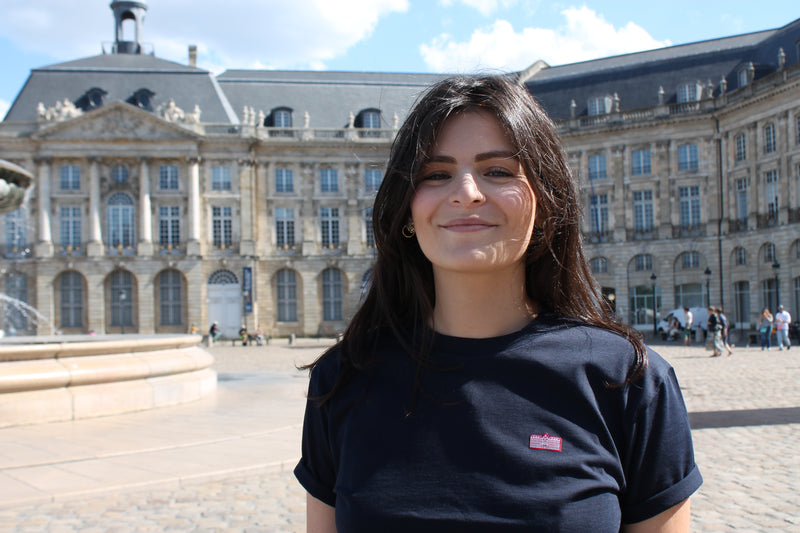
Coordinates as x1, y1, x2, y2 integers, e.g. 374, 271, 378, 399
758, 308, 773, 350
295, 75, 701, 532
706, 307, 724, 357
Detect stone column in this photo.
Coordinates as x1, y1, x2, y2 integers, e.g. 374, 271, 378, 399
186, 157, 202, 255
35, 158, 54, 257
238, 159, 256, 256
255, 161, 270, 256
86, 157, 104, 256
137, 158, 154, 255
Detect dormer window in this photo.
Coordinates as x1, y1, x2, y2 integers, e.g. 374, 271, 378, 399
738, 69, 748, 87
126, 88, 155, 111
270, 108, 292, 128
356, 109, 382, 138
587, 96, 611, 116
75, 87, 108, 112
676, 82, 701, 103
266, 107, 293, 137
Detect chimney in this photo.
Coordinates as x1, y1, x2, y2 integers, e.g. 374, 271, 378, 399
188, 45, 197, 67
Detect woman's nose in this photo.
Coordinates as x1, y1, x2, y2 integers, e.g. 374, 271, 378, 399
450, 172, 485, 204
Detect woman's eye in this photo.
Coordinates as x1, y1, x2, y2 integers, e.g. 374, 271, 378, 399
421, 171, 450, 181
485, 168, 514, 178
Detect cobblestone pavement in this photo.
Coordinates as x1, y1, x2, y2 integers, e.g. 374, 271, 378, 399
1, 339, 798, 532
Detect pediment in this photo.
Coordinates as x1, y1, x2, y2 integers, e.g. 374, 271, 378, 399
32, 102, 202, 141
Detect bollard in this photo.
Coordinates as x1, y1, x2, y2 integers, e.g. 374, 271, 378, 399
289, 333, 296, 345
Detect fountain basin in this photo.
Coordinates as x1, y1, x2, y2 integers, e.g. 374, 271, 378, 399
0, 335, 216, 427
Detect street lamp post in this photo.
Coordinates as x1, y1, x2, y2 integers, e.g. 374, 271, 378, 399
704, 267, 712, 307
772, 260, 781, 309
119, 290, 127, 334
650, 273, 657, 337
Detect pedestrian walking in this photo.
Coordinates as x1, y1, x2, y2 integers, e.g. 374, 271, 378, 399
758, 308, 773, 350
706, 307, 724, 357
775, 305, 792, 350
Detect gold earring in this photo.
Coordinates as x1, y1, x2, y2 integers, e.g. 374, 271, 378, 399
402, 223, 415, 238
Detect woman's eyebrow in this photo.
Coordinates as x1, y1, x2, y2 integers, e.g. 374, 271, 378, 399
427, 151, 518, 164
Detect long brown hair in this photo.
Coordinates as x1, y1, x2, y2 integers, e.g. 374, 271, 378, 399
306, 74, 646, 398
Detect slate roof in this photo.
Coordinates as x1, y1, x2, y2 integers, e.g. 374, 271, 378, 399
525, 18, 800, 121
4, 53, 238, 124
216, 70, 446, 129
3, 16, 799, 128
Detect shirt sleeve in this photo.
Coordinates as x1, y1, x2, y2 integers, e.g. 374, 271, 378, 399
620, 361, 703, 524
293, 354, 339, 507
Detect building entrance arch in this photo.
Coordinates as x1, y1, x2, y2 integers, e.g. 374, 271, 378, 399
207, 269, 241, 338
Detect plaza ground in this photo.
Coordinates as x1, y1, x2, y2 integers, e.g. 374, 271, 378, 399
0, 337, 798, 532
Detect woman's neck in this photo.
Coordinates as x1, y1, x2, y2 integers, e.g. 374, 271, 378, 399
430, 267, 536, 339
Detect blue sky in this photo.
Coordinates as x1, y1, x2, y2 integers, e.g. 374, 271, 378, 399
1, 0, 798, 119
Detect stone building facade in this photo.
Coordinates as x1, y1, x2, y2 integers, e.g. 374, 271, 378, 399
1, 2, 798, 338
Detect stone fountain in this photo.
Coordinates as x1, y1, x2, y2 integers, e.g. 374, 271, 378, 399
0, 159, 216, 427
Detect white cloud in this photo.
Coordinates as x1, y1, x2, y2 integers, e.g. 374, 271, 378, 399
420, 6, 670, 73
440, 0, 519, 17
0, 0, 409, 72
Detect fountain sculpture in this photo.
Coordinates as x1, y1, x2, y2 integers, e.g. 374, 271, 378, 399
0, 159, 216, 427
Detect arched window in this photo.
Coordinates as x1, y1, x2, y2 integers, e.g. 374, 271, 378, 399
322, 268, 343, 321
633, 254, 653, 272
208, 269, 238, 285
109, 270, 134, 328
158, 269, 183, 326
276, 269, 298, 322
107, 193, 135, 250
59, 271, 84, 329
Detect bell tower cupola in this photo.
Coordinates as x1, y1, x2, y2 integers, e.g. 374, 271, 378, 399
111, 0, 148, 54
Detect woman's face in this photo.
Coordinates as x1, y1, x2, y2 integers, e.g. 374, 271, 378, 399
410, 110, 537, 277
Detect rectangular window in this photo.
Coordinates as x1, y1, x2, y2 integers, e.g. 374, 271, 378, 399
158, 206, 181, 248
320, 168, 338, 193
587, 97, 607, 116
678, 144, 698, 171
60, 164, 81, 190
4, 210, 27, 251
365, 169, 382, 193
674, 283, 703, 308
274, 110, 292, 128
212, 165, 231, 191
633, 190, 654, 231
159, 270, 182, 326
677, 83, 699, 103
364, 208, 374, 248
735, 178, 748, 221
735, 133, 747, 162
796, 115, 800, 146
589, 194, 608, 234
679, 186, 701, 227
763, 124, 776, 154
765, 170, 778, 217
276, 270, 297, 322
631, 149, 651, 176
320, 207, 340, 247
275, 168, 293, 193
588, 154, 607, 180
59, 206, 82, 249
733, 281, 750, 329
211, 206, 233, 248
159, 165, 179, 190
275, 207, 295, 248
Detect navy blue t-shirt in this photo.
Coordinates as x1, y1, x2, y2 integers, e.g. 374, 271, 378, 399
295, 316, 702, 532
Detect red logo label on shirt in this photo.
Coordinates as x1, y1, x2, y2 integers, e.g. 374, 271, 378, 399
529, 433, 563, 452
